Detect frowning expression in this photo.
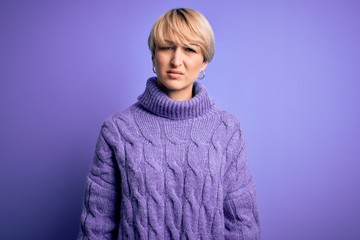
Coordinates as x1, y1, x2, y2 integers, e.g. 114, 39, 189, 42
152, 40, 208, 100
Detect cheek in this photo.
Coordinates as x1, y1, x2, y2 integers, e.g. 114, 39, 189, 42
155, 56, 168, 69
193, 61, 205, 72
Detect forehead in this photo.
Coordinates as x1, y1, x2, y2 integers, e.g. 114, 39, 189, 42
159, 29, 201, 45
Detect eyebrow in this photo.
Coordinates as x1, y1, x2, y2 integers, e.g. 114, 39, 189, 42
164, 39, 176, 44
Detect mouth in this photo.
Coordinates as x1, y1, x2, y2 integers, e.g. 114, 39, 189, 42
166, 70, 184, 79
166, 70, 184, 75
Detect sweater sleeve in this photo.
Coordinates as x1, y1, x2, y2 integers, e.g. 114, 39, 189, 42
78, 120, 121, 240
223, 126, 260, 240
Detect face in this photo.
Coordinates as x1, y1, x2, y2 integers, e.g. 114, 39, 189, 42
152, 39, 208, 100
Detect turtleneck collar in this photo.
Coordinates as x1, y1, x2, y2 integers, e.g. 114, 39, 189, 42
137, 77, 215, 120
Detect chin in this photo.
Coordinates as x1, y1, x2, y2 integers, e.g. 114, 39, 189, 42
161, 80, 192, 92
159, 76, 194, 89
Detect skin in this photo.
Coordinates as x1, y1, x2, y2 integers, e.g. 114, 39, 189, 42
152, 39, 208, 101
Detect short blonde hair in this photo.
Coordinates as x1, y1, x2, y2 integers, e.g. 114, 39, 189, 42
148, 8, 215, 62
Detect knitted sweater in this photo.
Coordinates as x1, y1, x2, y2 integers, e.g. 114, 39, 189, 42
78, 77, 260, 240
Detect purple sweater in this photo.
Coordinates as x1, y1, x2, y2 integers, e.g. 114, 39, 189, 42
78, 78, 260, 239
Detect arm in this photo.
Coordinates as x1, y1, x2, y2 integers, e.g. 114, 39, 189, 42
78, 120, 121, 240
223, 127, 260, 240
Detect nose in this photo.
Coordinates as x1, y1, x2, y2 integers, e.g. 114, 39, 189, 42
170, 48, 183, 67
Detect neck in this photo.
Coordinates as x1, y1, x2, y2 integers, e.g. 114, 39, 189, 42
137, 77, 215, 120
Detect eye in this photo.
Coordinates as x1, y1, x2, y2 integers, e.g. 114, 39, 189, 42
159, 46, 175, 51
185, 47, 197, 53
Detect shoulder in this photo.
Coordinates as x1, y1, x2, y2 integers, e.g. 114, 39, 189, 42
214, 107, 243, 132
105, 104, 135, 123
100, 104, 139, 143
205, 107, 246, 150
214, 110, 247, 163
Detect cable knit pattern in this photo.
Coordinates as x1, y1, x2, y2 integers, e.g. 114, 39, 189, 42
78, 77, 260, 239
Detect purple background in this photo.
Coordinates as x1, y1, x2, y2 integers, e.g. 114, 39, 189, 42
1, 1, 359, 239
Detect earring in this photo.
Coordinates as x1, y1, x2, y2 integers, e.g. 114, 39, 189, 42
152, 66, 156, 73
198, 70, 205, 80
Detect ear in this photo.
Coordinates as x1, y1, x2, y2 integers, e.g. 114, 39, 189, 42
201, 60, 209, 71
151, 55, 155, 66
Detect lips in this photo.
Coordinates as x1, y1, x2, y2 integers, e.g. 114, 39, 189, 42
167, 70, 184, 75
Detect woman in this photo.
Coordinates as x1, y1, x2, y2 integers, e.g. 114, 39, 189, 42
78, 8, 260, 240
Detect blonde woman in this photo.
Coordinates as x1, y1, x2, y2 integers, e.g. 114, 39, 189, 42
78, 8, 260, 240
